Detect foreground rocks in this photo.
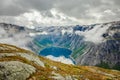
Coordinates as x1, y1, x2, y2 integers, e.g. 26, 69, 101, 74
0, 43, 120, 80
0, 61, 36, 80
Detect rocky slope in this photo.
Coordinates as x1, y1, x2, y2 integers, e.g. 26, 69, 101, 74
74, 21, 120, 70
0, 43, 120, 80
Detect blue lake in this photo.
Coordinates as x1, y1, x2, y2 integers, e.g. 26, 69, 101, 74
40, 47, 72, 58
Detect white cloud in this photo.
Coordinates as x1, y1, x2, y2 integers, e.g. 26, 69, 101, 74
0, 35, 31, 50
61, 28, 73, 35
13, 9, 83, 27
0, 0, 120, 26
29, 31, 48, 36
75, 24, 111, 44
104, 9, 116, 15
0, 27, 6, 38
0, 26, 32, 50
0, 7, 119, 27
46, 55, 74, 65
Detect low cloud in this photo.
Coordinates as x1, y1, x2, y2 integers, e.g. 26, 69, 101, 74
0, 26, 32, 49
75, 24, 111, 44
46, 55, 74, 65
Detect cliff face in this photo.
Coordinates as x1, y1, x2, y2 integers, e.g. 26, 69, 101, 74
0, 43, 120, 80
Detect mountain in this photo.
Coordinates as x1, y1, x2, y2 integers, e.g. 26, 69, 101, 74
0, 43, 120, 80
31, 21, 120, 70
0, 21, 120, 70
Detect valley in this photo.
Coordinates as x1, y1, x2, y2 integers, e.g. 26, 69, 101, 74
0, 21, 120, 70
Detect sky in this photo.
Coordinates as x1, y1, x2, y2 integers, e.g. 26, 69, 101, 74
0, 0, 120, 27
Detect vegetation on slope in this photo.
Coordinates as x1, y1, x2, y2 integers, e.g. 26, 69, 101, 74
0, 43, 120, 80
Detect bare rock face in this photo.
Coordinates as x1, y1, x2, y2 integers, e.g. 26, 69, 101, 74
0, 61, 36, 80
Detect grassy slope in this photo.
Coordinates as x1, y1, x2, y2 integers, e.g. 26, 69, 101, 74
0, 43, 120, 80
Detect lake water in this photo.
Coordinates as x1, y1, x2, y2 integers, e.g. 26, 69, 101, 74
40, 47, 72, 58
39, 47, 76, 64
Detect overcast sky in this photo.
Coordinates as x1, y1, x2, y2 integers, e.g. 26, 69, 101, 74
0, 0, 120, 27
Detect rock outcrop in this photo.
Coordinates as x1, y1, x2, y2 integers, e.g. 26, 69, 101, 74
0, 61, 36, 80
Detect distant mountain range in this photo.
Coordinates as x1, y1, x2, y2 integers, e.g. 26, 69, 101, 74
0, 21, 120, 70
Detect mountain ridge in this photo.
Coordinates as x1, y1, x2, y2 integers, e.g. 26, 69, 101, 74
0, 21, 120, 70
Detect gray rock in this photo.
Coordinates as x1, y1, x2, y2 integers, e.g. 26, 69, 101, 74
0, 61, 36, 80
17, 53, 45, 67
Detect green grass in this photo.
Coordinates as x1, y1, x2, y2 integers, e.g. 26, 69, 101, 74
96, 61, 110, 69
72, 45, 86, 59
33, 39, 44, 48
112, 63, 120, 70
